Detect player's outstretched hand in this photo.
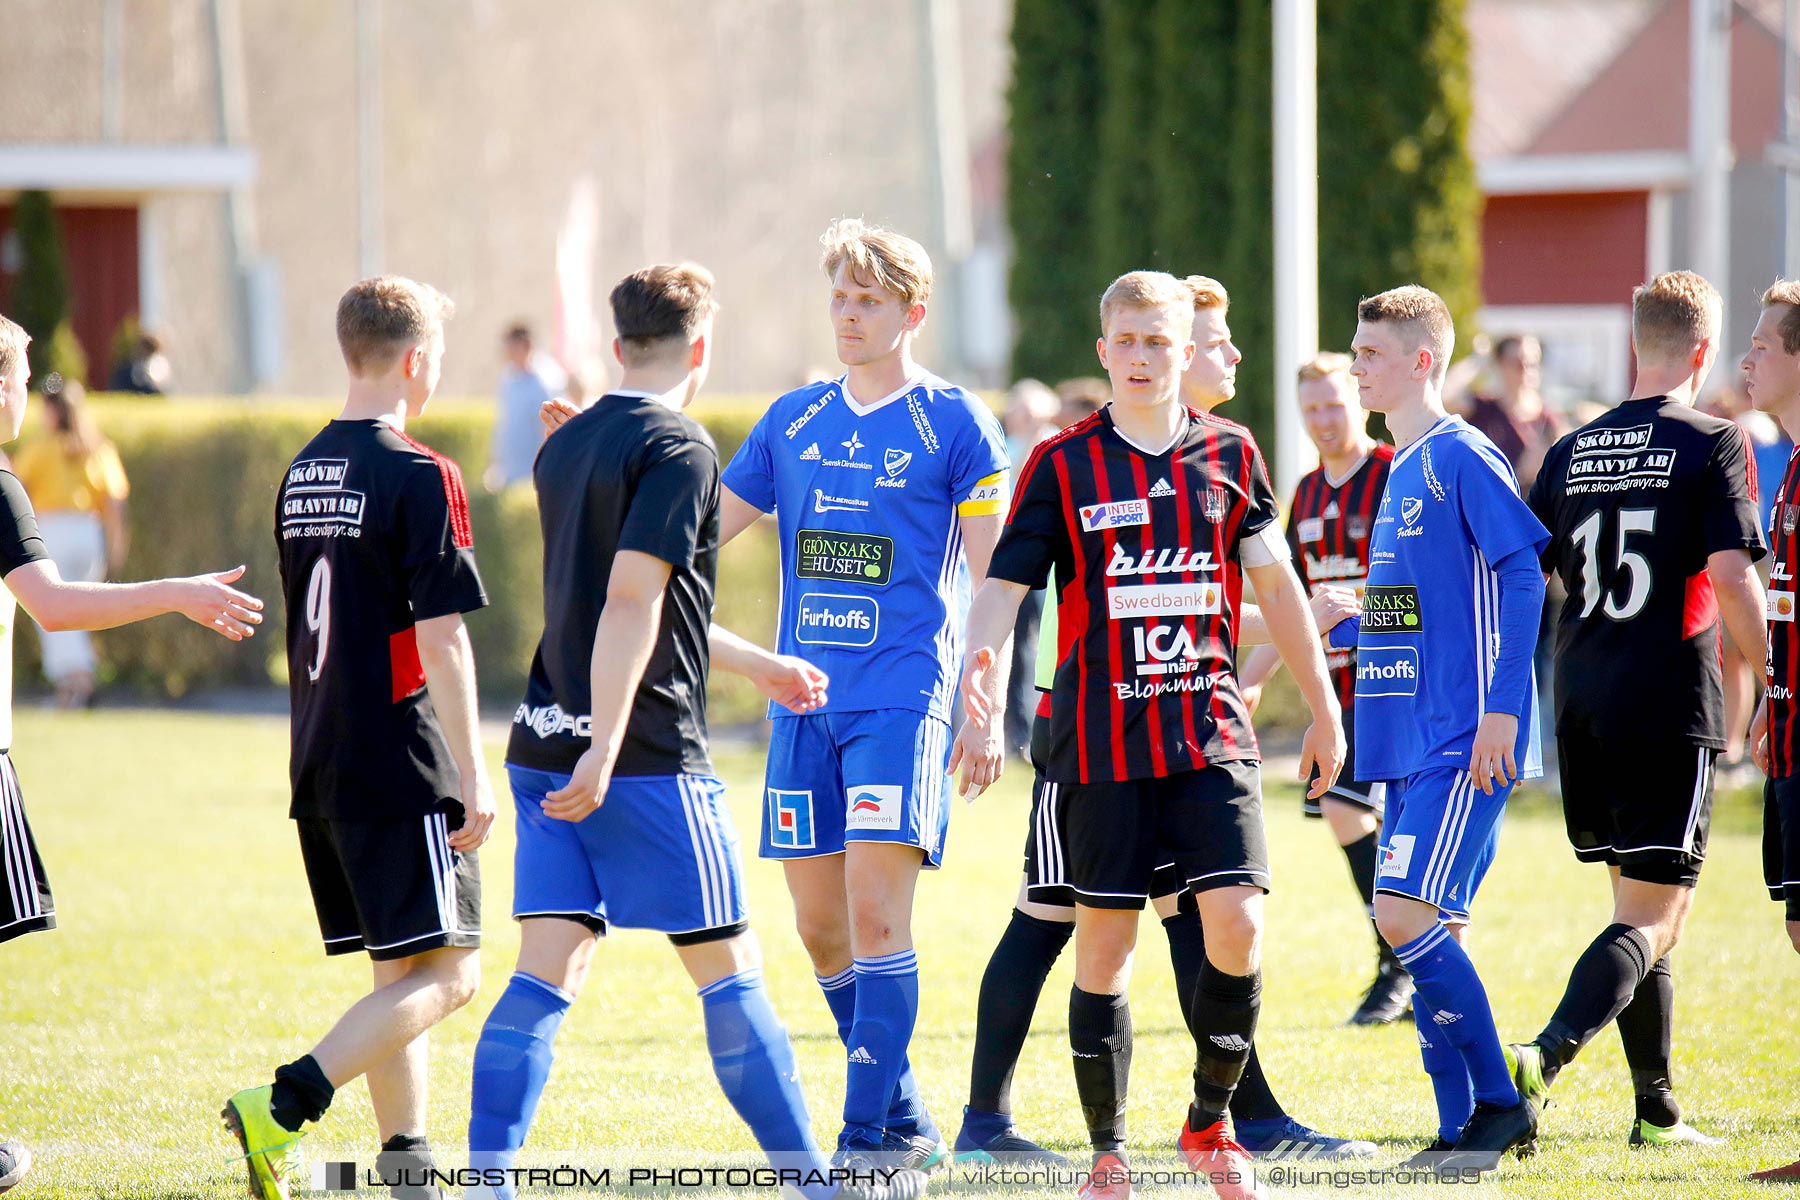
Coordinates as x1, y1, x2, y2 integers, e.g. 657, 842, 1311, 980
947, 717, 1004, 802
1241, 682, 1264, 716
543, 747, 612, 822
449, 771, 497, 851
754, 654, 829, 713
1299, 714, 1346, 800
174, 565, 264, 640
1309, 584, 1360, 635
1469, 712, 1519, 795
960, 646, 998, 728
540, 396, 582, 436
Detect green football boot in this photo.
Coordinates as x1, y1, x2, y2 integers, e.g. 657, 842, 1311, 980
1630, 1118, 1725, 1149
222, 1085, 305, 1199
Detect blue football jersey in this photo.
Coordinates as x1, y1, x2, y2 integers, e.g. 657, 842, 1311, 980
1354, 416, 1549, 781
721, 373, 1009, 720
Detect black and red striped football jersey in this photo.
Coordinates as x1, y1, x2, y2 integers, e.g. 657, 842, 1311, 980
1286, 444, 1393, 711
989, 405, 1281, 783
277, 420, 488, 820
1766, 447, 1800, 777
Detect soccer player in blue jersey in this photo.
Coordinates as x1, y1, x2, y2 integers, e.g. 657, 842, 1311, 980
1343, 285, 1549, 1171
717, 219, 1011, 1169
468, 263, 925, 1200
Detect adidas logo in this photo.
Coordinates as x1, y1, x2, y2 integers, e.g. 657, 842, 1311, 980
1432, 1010, 1463, 1027
1149, 477, 1176, 498
848, 1046, 878, 1065
800, 442, 821, 461
1208, 1033, 1251, 1053
1323, 500, 1340, 519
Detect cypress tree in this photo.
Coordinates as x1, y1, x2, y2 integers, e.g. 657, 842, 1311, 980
1006, 0, 1107, 384
10, 190, 84, 384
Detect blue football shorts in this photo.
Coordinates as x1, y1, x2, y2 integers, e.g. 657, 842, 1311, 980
1375, 765, 1510, 923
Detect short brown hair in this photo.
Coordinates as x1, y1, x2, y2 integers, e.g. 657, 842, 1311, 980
1297, 351, 1352, 385
0, 313, 29, 381
610, 262, 718, 366
1099, 270, 1196, 333
1761, 279, 1800, 354
1357, 285, 1455, 384
336, 276, 454, 375
1632, 271, 1720, 362
1184, 275, 1229, 312
820, 218, 933, 307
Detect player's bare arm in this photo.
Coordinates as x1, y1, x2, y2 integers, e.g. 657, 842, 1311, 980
708, 622, 829, 713
1244, 558, 1344, 798
6, 560, 264, 640
1238, 586, 1361, 647
413, 610, 495, 851
959, 576, 1030, 731
717, 486, 765, 546
544, 548, 670, 820
1709, 547, 1769, 680
948, 510, 1009, 799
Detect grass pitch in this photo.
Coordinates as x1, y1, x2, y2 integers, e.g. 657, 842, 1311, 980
2, 708, 1795, 1198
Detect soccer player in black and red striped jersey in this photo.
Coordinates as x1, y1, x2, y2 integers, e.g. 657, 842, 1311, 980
1239, 353, 1408, 1026
226, 277, 496, 1200
1744, 278, 1800, 1184
962, 271, 1343, 1200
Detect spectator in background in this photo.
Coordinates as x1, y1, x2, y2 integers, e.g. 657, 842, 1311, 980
107, 331, 171, 395
1054, 375, 1110, 427
1001, 379, 1062, 761
1453, 334, 1568, 494
485, 324, 566, 493
12, 381, 130, 708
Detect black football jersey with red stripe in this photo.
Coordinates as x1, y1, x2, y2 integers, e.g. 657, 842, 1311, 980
277, 420, 488, 819
1766, 448, 1800, 777
990, 405, 1281, 784
1526, 397, 1764, 749
1286, 444, 1393, 711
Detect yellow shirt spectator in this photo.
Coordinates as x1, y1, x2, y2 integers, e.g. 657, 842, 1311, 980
13, 437, 129, 514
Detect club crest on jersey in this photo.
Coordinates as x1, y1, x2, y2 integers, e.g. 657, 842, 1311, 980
769, 789, 815, 849
1786, 504, 1798, 534
1347, 515, 1369, 539
874, 447, 912, 490
1201, 486, 1228, 523
1080, 499, 1150, 531
1401, 497, 1423, 527
1106, 544, 1219, 576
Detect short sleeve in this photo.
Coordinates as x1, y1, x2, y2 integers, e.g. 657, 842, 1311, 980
720, 409, 778, 513
0, 472, 48, 577
1283, 496, 1313, 589
620, 435, 719, 569
1524, 448, 1557, 569
949, 393, 1012, 514
1702, 422, 1769, 563
1453, 438, 1550, 565
1232, 436, 1282, 551
398, 461, 488, 621
988, 448, 1063, 590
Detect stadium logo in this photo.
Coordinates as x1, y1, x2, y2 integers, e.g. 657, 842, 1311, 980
1105, 582, 1222, 619
800, 442, 821, 461
769, 789, 815, 850
1770, 590, 1795, 623
784, 392, 832, 439
1361, 585, 1422, 633
1201, 486, 1228, 523
1080, 500, 1150, 531
813, 489, 870, 514
795, 529, 893, 586
795, 593, 879, 647
1355, 647, 1419, 697
513, 702, 592, 740
1131, 624, 1203, 676
845, 784, 902, 831
1105, 544, 1219, 576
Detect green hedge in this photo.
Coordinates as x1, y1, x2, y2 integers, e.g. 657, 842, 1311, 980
16, 395, 782, 723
